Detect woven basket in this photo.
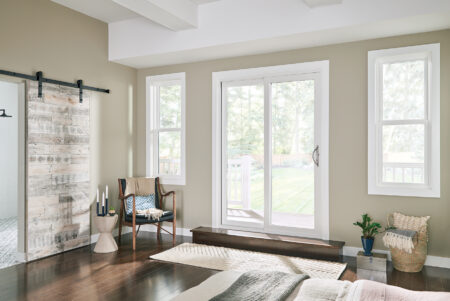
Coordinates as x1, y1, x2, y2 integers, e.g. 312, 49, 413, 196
388, 212, 430, 273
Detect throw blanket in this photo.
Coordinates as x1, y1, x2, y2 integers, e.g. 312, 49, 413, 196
296, 279, 352, 301
125, 177, 155, 196
136, 208, 164, 220
209, 270, 309, 301
383, 229, 417, 253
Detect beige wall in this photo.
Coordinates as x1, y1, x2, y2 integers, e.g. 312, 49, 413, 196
0, 0, 137, 238
137, 29, 450, 257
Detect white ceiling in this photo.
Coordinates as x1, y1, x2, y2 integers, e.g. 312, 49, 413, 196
303, 0, 343, 8
191, 0, 221, 4
52, 0, 450, 69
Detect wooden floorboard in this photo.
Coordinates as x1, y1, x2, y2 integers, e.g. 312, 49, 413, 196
0, 232, 448, 301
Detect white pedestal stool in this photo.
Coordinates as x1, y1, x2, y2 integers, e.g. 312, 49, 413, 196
94, 215, 118, 253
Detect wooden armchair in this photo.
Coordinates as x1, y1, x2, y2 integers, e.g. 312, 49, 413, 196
117, 177, 176, 250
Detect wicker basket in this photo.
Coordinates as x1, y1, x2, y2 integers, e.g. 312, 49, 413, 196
387, 212, 430, 273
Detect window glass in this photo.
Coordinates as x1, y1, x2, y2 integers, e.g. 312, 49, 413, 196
160, 84, 181, 128
382, 60, 425, 121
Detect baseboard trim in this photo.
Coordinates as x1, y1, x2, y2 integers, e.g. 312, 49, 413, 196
16, 252, 27, 262
343, 246, 450, 269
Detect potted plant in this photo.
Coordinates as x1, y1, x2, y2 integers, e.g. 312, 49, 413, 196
109, 207, 116, 216
353, 213, 381, 256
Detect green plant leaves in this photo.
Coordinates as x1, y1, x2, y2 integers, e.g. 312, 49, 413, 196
353, 214, 382, 238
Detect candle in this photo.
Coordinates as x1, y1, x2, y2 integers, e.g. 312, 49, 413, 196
96, 188, 99, 216
102, 192, 105, 216
105, 186, 109, 214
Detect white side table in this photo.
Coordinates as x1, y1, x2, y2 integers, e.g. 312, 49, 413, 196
94, 215, 118, 253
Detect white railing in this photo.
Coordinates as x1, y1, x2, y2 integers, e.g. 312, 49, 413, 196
227, 155, 252, 209
383, 162, 424, 183
159, 158, 180, 175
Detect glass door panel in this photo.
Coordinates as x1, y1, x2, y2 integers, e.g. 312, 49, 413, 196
271, 80, 315, 229
223, 83, 265, 227
223, 83, 264, 227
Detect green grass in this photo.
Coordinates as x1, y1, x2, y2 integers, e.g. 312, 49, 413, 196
247, 167, 314, 215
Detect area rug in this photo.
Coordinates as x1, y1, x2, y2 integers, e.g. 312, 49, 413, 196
150, 243, 347, 279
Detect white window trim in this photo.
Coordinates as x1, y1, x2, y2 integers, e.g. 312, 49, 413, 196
146, 72, 186, 185
368, 44, 440, 198
212, 61, 329, 240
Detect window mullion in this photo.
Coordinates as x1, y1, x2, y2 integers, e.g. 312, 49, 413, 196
381, 119, 426, 125
263, 78, 272, 229
155, 85, 161, 175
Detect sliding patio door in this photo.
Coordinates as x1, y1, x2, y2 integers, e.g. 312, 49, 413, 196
217, 64, 328, 239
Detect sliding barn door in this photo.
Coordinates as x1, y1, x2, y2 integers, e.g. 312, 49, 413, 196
27, 81, 90, 260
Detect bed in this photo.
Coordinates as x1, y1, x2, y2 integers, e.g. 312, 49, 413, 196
171, 270, 450, 301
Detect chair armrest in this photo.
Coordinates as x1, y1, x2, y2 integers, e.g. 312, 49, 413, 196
119, 193, 136, 200
161, 191, 175, 197
118, 194, 137, 220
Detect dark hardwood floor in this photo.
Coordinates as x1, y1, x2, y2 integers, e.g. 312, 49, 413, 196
0, 232, 449, 301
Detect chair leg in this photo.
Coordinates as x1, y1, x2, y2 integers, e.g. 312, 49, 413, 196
172, 221, 176, 245
118, 203, 124, 245
118, 219, 123, 245
157, 222, 161, 239
132, 223, 136, 251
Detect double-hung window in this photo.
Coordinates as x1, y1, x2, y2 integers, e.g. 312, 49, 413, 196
368, 44, 440, 197
146, 73, 186, 185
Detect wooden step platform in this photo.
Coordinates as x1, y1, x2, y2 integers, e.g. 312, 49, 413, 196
191, 227, 345, 261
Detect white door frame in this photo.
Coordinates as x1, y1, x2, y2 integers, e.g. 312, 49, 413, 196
0, 76, 27, 261
212, 61, 330, 240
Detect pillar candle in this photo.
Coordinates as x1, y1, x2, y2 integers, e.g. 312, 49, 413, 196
96, 188, 99, 216
102, 192, 105, 215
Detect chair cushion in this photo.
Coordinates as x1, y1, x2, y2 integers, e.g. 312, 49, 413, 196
120, 178, 160, 209
125, 211, 174, 224
125, 194, 156, 215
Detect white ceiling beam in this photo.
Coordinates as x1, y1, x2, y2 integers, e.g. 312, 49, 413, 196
112, 0, 198, 31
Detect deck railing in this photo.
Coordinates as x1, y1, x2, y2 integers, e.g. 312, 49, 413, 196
382, 162, 424, 183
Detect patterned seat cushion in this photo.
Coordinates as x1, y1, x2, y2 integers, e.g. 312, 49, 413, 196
125, 194, 156, 215
125, 211, 174, 224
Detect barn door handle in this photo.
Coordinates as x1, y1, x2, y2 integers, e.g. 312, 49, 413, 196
312, 145, 319, 167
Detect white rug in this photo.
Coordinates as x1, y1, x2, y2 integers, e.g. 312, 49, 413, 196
150, 243, 347, 279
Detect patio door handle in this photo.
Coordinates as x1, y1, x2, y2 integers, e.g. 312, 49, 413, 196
312, 145, 319, 167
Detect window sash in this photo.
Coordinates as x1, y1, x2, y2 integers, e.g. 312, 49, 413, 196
147, 73, 186, 185
377, 58, 429, 122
